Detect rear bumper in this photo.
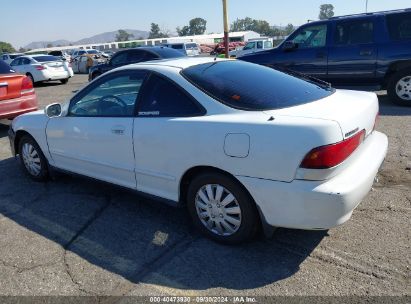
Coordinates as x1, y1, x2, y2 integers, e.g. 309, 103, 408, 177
40, 70, 71, 81
237, 131, 388, 230
0, 94, 38, 119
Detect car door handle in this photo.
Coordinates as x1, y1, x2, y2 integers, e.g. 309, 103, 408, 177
360, 50, 373, 56
111, 126, 125, 135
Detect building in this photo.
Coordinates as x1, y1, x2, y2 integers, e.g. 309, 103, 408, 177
27, 31, 261, 54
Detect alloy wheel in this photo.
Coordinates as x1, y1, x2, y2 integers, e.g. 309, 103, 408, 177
195, 184, 242, 236
21, 143, 41, 176
395, 76, 411, 101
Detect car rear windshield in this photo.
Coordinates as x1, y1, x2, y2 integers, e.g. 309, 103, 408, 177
0, 60, 15, 74
171, 44, 184, 50
10, 54, 22, 59
386, 12, 411, 41
153, 48, 185, 58
87, 50, 99, 54
33, 55, 59, 62
181, 61, 335, 111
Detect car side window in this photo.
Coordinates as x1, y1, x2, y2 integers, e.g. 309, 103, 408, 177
137, 74, 204, 117
264, 41, 273, 48
21, 58, 31, 65
335, 20, 374, 45
10, 58, 21, 66
386, 12, 411, 41
111, 52, 128, 66
292, 24, 328, 48
128, 51, 144, 63
69, 70, 147, 117
257, 41, 263, 49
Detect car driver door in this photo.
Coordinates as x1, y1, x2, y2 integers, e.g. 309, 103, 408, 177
46, 69, 148, 189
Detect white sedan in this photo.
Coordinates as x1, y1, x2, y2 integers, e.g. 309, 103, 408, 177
8, 57, 388, 244
9, 55, 73, 84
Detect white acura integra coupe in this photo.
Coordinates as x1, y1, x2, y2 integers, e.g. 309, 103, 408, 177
8, 57, 388, 244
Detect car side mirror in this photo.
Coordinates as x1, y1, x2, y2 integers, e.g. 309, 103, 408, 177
45, 103, 62, 118
283, 41, 298, 51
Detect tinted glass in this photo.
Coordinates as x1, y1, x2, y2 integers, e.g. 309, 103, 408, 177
243, 42, 255, 50
335, 20, 374, 45
138, 74, 203, 117
21, 58, 31, 65
386, 12, 411, 41
33, 55, 59, 62
128, 51, 144, 62
257, 41, 263, 49
151, 47, 185, 58
292, 24, 327, 48
182, 61, 334, 111
49, 51, 62, 56
70, 70, 146, 117
0, 60, 15, 74
111, 52, 128, 65
10, 54, 22, 59
171, 44, 184, 50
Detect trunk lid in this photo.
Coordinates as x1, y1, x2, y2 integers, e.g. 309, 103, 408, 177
264, 89, 378, 140
0, 74, 26, 101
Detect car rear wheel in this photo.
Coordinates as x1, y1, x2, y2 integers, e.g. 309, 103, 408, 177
388, 70, 411, 107
92, 72, 101, 80
187, 172, 259, 244
19, 135, 48, 181
60, 78, 69, 84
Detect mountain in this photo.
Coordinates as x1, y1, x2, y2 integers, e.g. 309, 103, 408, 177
23, 29, 149, 49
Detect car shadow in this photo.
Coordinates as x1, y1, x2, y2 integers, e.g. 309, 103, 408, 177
0, 157, 326, 291
34, 81, 64, 88
0, 121, 10, 138
377, 93, 411, 116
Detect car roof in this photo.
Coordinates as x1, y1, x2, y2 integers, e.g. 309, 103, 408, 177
131, 56, 228, 70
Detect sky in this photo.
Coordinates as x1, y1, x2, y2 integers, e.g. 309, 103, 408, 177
1, 0, 410, 48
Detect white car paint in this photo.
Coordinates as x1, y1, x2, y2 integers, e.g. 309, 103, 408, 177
9, 55, 73, 83
11, 57, 388, 232
230, 38, 273, 58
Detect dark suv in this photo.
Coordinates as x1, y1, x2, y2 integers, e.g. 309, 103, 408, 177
239, 9, 411, 106
88, 46, 185, 81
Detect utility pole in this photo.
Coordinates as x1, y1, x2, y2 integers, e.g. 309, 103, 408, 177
222, 0, 229, 58
365, 0, 368, 13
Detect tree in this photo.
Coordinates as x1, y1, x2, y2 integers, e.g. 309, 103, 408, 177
46, 43, 53, 48
230, 17, 276, 36
148, 23, 169, 39
319, 4, 334, 20
0, 41, 16, 53
115, 29, 134, 42
284, 23, 295, 35
177, 18, 207, 36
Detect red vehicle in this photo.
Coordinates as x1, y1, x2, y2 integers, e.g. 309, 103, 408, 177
0, 60, 37, 119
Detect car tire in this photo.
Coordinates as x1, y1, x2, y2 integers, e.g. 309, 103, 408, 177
60, 78, 69, 85
18, 135, 49, 182
187, 172, 259, 244
27, 73, 35, 85
387, 69, 411, 107
92, 72, 101, 80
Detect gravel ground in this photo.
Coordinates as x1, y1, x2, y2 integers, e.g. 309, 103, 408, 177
0, 75, 410, 299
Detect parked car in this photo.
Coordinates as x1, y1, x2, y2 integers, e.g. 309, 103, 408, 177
1, 53, 24, 65
0, 60, 37, 119
71, 54, 106, 74
9, 55, 73, 85
70, 49, 101, 61
100, 50, 115, 58
48, 50, 71, 62
239, 9, 411, 106
8, 57, 387, 244
162, 43, 200, 56
229, 38, 274, 58
88, 46, 185, 81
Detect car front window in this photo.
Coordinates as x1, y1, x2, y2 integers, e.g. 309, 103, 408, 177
292, 24, 328, 48
69, 70, 147, 117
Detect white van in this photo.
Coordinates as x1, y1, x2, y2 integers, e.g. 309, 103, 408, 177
162, 43, 200, 56
230, 38, 274, 58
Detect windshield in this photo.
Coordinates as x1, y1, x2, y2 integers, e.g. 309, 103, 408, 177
153, 47, 185, 58
181, 60, 335, 111
0, 60, 15, 74
243, 42, 255, 50
10, 54, 23, 59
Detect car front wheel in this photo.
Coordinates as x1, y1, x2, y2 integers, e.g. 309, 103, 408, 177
187, 172, 259, 244
19, 135, 48, 181
388, 70, 411, 106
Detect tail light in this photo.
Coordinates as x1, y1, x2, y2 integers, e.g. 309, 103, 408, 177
35, 65, 46, 70
21, 76, 35, 95
300, 130, 366, 169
